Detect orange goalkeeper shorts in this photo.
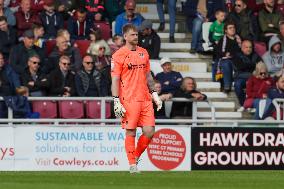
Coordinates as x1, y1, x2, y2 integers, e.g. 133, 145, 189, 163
121, 100, 155, 129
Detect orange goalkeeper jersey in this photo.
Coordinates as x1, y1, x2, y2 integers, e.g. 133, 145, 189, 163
111, 46, 152, 102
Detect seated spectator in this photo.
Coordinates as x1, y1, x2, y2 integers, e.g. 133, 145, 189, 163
138, 20, 161, 59
82, 0, 105, 19
87, 30, 111, 56
40, 0, 64, 39
233, 39, 261, 112
47, 55, 76, 96
33, 24, 45, 48
153, 80, 172, 119
209, 9, 225, 46
216, 21, 241, 93
262, 35, 284, 76
5, 0, 21, 13
15, 0, 41, 36
108, 34, 124, 55
114, 0, 144, 36
226, 0, 259, 41
47, 35, 82, 73
258, 0, 282, 44
0, 52, 20, 118
104, 0, 125, 24
21, 54, 48, 96
75, 54, 109, 97
10, 29, 45, 76
156, 57, 183, 95
244, 62, 273, 119
0, 16, 17, 61
277, 21, 284, 48
31, 0, 44, 13
67, 7, 93, 40
0, 0, 16, 26
171, 77, 207, 118
184, 0, 225, 54
54, 0, 77, 21
57, 28, 73, 46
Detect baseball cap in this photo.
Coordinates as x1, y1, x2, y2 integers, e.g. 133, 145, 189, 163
125, 0, 136, 9
23, 29, 34, 38
139, 20, 153, 31
160, 57, 171, 66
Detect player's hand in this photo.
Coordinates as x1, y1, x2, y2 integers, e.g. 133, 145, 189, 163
113, 97, 126, 118
152, 92, 163, 111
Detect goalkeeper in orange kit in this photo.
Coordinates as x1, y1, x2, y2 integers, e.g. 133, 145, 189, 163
111, 24, 162, 173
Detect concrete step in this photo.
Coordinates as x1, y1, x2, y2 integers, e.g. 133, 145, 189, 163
161, 43, 190, 50
182, 72, 211, 79
153, 23, 179, 32
198, 101, 235, 109
158, 32, 186, 39
203, 92, 227, 99
197, 82, 220, 89
197, 112, 242, 119
142, 14, 186, 21
159, 52, 211, 59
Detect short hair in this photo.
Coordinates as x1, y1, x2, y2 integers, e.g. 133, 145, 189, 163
57, 29, 69, 37
59, 55, 70, 64
90, 29, 102, 41
28, 53, 40, 60
224, 20, 236, 32
236, 0, 248, 4
112, 34, 122, 42
0, 16, 7, 23
16, 86, 29, 96
32, 24, 43, 30
76, 7, 87, 14
215, 9, 225, 16
83, 54, 93, 60
123, 24, 138, 35
181, 77, 197, 91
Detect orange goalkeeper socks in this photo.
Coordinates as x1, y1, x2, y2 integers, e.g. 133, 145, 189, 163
125, 135, 136, 165
135, 134, 152, 159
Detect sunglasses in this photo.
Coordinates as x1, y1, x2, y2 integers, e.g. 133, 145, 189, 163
61, 62, 71, 66
260, 72, 266, 76
127, 8, 134, 11
235, 4, 242, 7
85, 61, 93, 65
99, 47, 106, 50
30, 60, 40, 64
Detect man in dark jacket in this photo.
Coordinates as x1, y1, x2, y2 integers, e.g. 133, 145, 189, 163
47, 55, 76, 96
75, 55, 108, 97
39, 0, 64, 39
0, 16, 17, 61
138, 20, 161, 59
9, 29, 45, 76
21, 54, 48, 96
67, 7, 93, 40
233, 39, 261, 110
227, 0, 259, 41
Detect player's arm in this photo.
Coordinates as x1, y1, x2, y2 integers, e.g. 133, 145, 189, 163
146, 72, 162, 111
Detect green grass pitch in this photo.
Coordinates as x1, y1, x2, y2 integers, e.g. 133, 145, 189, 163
1, 171, 284, 189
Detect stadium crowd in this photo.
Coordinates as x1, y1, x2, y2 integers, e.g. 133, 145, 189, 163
1, 0, 284, 120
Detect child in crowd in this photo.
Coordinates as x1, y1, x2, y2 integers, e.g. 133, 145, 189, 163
108, 34, 124, 54
87, 29, 111, 56
33, 24, 45, 48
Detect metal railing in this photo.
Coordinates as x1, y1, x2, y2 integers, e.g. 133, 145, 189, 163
0, 96, 215, 125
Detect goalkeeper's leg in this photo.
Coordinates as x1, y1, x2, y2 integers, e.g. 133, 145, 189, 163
135, 126, 155, 161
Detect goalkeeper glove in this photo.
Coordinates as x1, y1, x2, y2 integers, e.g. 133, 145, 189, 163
152, 91, 162, 111
113, 96, 126, 118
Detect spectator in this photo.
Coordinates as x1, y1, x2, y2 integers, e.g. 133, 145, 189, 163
104, 0, 126, 24
153, 80, 172, 119
246, 0, 264, 13
138, 19, 161, 59
87, 30, 111, 56
40, 0, 64, 39
6, 0, 20, 13
226, 0, 259, 41
33, 24, 45, 48
10, 29, 45, 75
47, 55, 76, 96
171, 77, 207, 118
47, 35, 82, 73
184, 0, 225, 54
0, 0, 16, 26
20, 54, 48, 96
114, 0, 144, 36
55, 0, 77, 21
57, 28, 73, 46
258, 0, 283, 44
75, 54, 108, 97
108, 34, 124, 54
244, 62, 273, 119
262, 35, 284, 76
277, 21, 284, 47
31, 0, 44, 13
216, 21, 241, 93
209, 9, 225, 45
67, 7, 93, 40
0, 52, 20, 118
156, 57, 183, 94
82, 0, 105, 19
233, 39, 262, 112
0, 16, 17, 61
156, 0, 176, 42
15, 0, 41, 36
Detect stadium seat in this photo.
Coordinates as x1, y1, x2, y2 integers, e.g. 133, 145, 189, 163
32, 101, 58, 118
59, 101, 85, 119
45, 40, 56, 56
74, 40, 91, 57
86, 100, 111, 119
254, 41, 267, 57
202, 22, 213, 52
94, 21, 111, 40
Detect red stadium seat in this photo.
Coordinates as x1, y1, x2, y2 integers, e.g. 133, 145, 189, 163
94, 21, 111, 40
254, 41, 267, 57
86, 100, 111, 119
32, 101, 58, 118
74, 40, 91, 57
45, 40, 56, 56
277, 4, 284, 16
59, 101, 85, 119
